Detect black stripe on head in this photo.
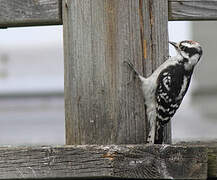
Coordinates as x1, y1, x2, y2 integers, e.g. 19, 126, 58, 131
181, 46, 200, 57
180, 42, 203, 57
198, 48, 203, 56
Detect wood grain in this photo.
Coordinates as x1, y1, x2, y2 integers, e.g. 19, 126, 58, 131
0, 145, 207, 179
0, 0, 62, 28
63, 0, 170, 145
176, 141, 217, 179
169, 0, 217, 20
141, 0, 171, 144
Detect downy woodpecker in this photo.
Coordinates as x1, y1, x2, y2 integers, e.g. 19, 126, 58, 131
124, 40, 202, 144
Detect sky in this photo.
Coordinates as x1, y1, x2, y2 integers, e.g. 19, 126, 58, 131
0, 25, 63, 48
168, 21, 191, 56
0, 25, 64, 94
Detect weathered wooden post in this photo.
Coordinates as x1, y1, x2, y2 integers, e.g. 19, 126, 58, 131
63, 0, 170, 145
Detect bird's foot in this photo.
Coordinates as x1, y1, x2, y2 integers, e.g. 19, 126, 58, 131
123, 60, 140, 77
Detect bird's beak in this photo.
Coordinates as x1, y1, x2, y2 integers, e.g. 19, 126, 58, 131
169, 41, 178, 49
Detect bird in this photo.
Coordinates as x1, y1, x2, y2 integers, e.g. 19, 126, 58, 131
124, 40, 203, 144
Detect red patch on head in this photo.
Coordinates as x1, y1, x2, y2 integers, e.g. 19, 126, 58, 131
188, 40, 198, 44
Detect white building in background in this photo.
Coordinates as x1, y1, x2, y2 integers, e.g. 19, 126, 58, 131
191, 22, 217, 140
192, 21, 217, 117
0, 26, 65, 145
0, 26, 64, 95
0, 45, 63, 95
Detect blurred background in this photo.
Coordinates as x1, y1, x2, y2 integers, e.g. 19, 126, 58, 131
0, 22, 216, 145
0, 26, 64, 145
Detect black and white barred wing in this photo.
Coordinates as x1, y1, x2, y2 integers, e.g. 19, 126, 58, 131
155, 65, 192, 126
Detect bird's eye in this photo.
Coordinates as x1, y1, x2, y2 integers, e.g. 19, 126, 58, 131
180, 45, 186, 51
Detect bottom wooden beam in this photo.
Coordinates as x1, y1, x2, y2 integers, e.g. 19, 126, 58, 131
0, 144, 207, 179
177, 141, 217, 179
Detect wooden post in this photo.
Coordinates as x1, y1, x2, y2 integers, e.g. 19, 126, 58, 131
63, 0, 170, 145
139, 0, 171, 144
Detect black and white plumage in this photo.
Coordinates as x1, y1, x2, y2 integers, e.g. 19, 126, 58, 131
124, 40, 202, 144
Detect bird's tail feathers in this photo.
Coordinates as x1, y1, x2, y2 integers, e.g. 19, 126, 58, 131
154, 122, 164, 144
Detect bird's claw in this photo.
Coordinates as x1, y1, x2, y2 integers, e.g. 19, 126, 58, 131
123, 60, 140, 77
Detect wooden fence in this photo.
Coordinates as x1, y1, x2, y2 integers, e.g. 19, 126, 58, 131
0, 0, 217, 179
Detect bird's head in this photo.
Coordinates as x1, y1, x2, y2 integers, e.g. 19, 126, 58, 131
169, 40, 203, 70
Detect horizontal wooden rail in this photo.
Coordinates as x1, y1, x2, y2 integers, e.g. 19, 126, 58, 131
0, 144, 207, 179
169, 0, 217, 21
177, 141, 217, 179
0, 0, 217, 28
0, 0, 62, 28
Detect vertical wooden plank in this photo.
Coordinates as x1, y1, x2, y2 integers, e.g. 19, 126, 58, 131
63, 0, 170, 145
150, 0, 171, 144
140, 0, 171, 143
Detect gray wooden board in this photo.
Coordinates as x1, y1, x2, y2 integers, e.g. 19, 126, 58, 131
176, 141, 217, 179
141, 0, 171, 144
169, 0, 217, 20
63, 0, 146, 145
0, 145, 207, 179
1, 0, 217, 28
0, 0, 62, 27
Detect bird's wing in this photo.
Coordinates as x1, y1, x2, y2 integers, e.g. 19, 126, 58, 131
155, 64, 192, 126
